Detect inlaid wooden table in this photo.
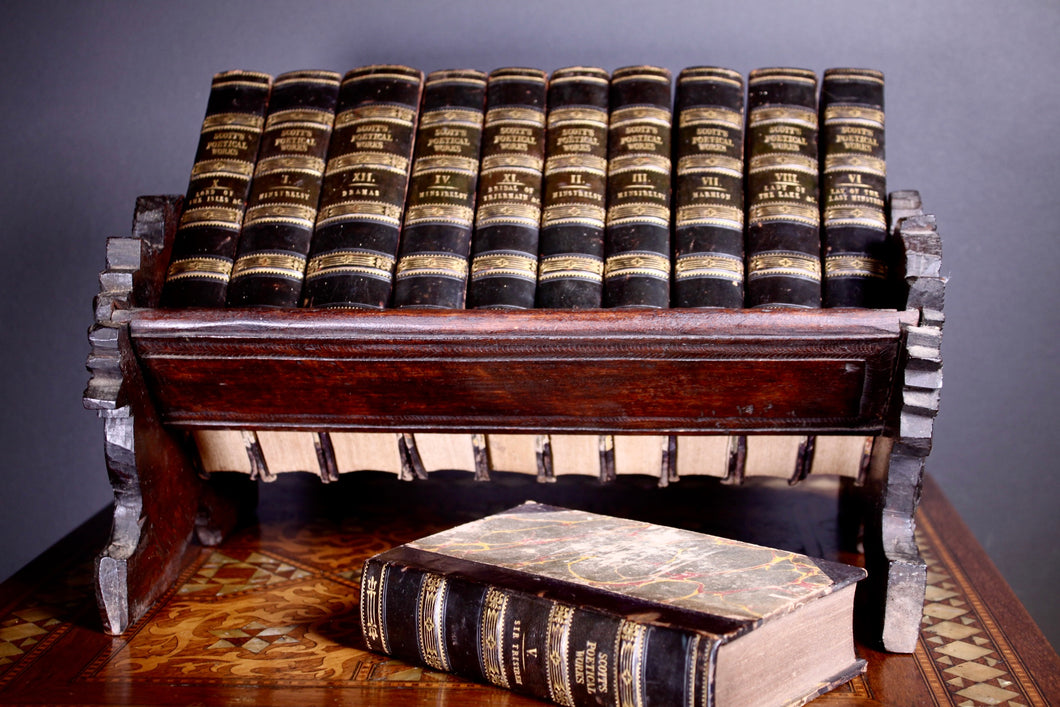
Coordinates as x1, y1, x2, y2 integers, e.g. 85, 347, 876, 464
0, 473, 1056, 706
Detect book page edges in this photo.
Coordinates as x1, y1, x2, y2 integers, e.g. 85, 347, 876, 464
715, 583, 863, 707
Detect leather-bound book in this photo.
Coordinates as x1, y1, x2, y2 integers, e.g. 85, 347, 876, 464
672, 67, 746, 308
602, 68, 676, 475
301, 65, 423, 309
226, 70, 341, 307
821, 68, 888, 308
467, 68, 548, 309
744, 67, 822, 308
535, 67, 609, 309
603, 65, 673, 308
361, 502, 867, 707
160, 70, 271, 307
392, 69, 488, 308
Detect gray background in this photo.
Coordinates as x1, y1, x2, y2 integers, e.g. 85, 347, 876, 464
1, 1, 1057, 649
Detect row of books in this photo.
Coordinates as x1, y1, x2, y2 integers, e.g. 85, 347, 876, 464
195, 428, 873, 485
160, 64, 887, 311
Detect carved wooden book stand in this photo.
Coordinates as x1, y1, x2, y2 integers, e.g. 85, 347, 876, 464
84, 191, 943, 652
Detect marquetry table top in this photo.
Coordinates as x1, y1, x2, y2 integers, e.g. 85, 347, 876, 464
0, 472, 1056, 706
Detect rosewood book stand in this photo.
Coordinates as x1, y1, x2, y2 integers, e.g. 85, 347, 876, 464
83, 191, 943, 653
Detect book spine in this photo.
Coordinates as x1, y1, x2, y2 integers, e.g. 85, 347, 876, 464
672, 67, 746, 308
744, 67, 822, 308
226, 70, 341, 307
392, 69, 488, 308
603, 65, 673, 309
301, 65, 424, 309
361, 555, 716, 707
160, 70, 271, 307
467, 68, 548, 310
820, 68, 888, 308
535, 67, 610, 309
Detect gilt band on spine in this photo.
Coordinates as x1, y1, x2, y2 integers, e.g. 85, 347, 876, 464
468, 68, 548, 309
545, 603, 576, 706
227, 70, 341, 307
672, 67, 746, 307
821, 68, 888, 307
744, 67, 822, 308
392, 69, 488, 308
536, 67, 610, 308
480, 587, 512, 689
416, 572, 451, 672
161, 70, 271, 307
302, 65, 423, 308
603, 65, 673, 309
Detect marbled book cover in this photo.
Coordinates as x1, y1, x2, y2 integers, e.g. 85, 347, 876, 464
407, 501, 863, 623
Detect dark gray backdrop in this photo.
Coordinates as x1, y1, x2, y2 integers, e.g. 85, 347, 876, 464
2, 1, 1057, 649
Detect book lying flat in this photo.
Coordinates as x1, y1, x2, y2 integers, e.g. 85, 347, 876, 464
361, 502, 866, 707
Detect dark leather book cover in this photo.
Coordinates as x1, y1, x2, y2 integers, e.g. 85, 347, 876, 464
160, 70, 271, 308
672, 67, 746, 308
466, 68, 547, 310
226, 70, 341, 308
362, 502, 866, 707
745, 67, 822, 308
535, 67, 609, 309
603, 65, 673, 309
301, 65, 423, 309
820, 68, 888, 308
391, 69, 488, 309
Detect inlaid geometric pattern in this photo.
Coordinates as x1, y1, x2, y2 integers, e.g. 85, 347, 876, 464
0, 609, 52, 670
916, 522, 1050, 707
94, 573, 380, 683
0, 565, 92, 680
178, 550, 312, 597
207, 621, 301, 653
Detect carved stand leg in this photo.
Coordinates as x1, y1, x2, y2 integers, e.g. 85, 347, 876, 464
94, 331, 203, 634
85, 197, 245, 634
856, 192, 945, 652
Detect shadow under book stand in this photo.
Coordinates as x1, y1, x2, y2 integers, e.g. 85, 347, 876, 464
83, 190, 944, 654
